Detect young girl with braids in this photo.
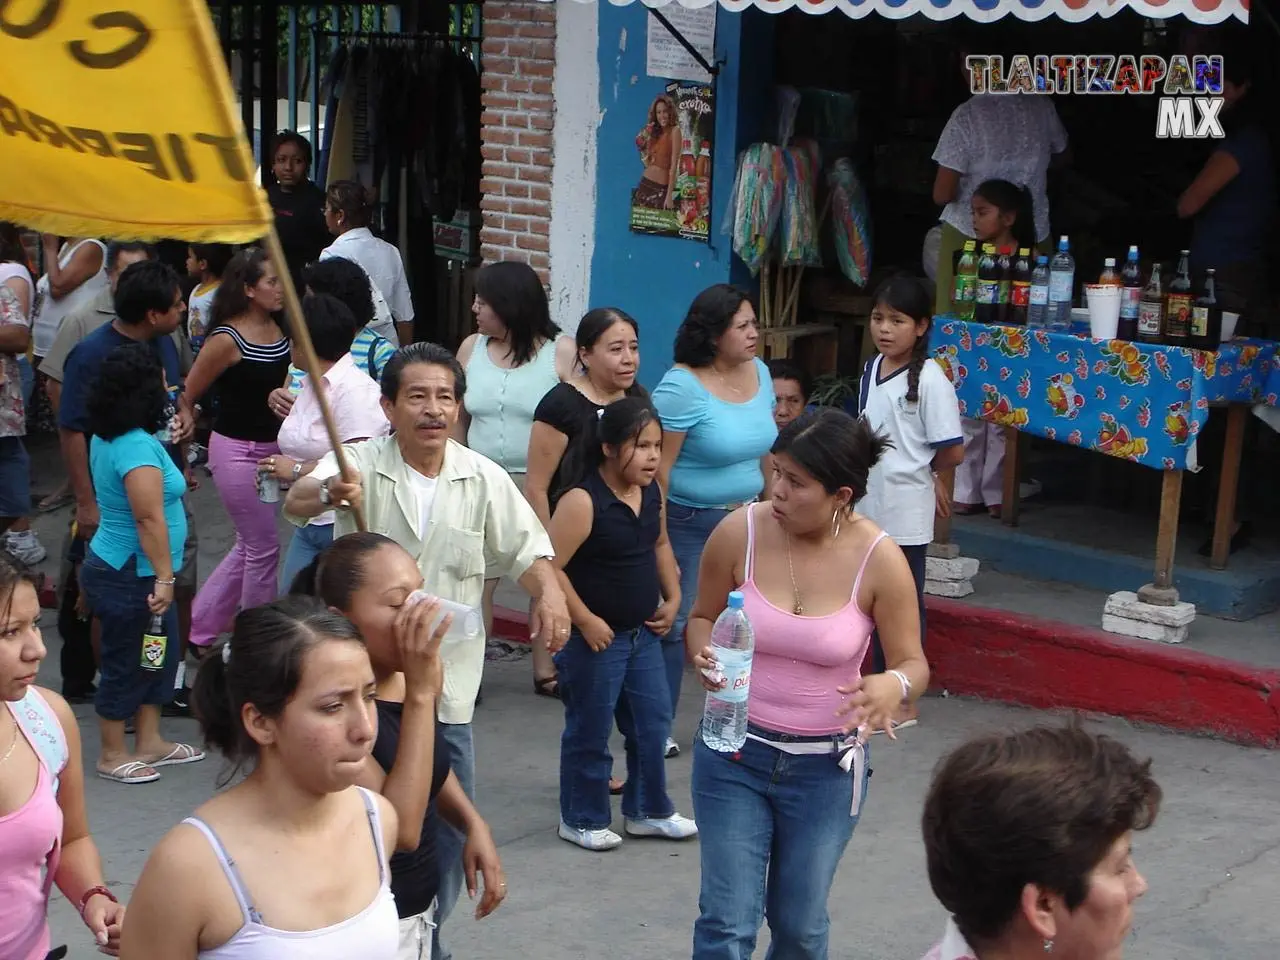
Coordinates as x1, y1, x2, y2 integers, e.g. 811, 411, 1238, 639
857, 274, 962, 730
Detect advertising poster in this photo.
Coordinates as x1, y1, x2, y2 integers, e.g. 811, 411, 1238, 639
630, 82, 715, 242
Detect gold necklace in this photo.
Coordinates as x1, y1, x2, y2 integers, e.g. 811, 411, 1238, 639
0, 713, 18, 766
785, 534, 804, 616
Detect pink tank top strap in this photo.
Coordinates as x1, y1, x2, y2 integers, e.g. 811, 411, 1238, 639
850, 531, 889, 604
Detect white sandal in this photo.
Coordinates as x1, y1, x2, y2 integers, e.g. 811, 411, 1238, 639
148, 743, 206, 768
97, 760, 160, 784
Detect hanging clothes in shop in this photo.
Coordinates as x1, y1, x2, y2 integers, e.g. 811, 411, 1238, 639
318, 36, 482, 344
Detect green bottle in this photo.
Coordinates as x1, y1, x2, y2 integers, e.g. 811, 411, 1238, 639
953, 240, 978, 320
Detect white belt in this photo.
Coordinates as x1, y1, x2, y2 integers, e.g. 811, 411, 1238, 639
744, 732, 868, 816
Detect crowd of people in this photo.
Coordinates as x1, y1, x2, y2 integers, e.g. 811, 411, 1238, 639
0, 133, 1164, 959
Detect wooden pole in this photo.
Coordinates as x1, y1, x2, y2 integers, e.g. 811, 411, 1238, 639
1000, 426, 1021, 527
1137, 468, 1183, 604
1209, 404, 1246, 570
262, 226, 367, 532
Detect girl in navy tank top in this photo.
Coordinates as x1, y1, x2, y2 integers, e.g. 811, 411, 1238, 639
546, 398, 697, 852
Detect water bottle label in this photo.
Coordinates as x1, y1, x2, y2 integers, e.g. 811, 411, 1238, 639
1049, 273, 1073, 302
1030, 285, 1049, 306
975, 279, 999, 306
713, 648, 753, 704
1120, 287, 1141, 319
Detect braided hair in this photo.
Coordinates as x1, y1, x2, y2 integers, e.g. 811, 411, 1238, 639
871, 273, 934, 404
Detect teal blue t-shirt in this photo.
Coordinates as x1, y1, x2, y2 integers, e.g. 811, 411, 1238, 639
89, 429, 188, 575
652, 358, 777, 508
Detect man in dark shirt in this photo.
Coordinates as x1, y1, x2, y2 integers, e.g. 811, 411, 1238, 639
59, 261, 195, 709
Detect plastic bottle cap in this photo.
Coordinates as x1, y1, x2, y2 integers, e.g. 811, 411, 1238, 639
1104, 258, 1116, 266
1037, 256, 1049, 265
727, 590, 745, 609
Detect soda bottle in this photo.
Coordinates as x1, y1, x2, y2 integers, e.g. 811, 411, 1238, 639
975, 244, 1000, 325
1137, 263, 1165, 345
1190, 269, 1222, 350
1099, 258, 1121, 286
1163, 250, 1193, 347
1009, 248, 1032, 326
141, 613, 167, 672
1028, 255, 1051, 328
1119, 245, 1142, 340
952, 240, 978, 320
1048, 235, 1075, 331
700, 591, 755, 753
995, 246, 1014, 325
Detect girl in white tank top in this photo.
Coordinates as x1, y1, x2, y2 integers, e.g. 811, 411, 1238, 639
31, 238, 108, 359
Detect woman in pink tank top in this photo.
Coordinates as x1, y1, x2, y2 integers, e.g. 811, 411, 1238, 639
0, 555, 125, 959
684, 408, 930, 960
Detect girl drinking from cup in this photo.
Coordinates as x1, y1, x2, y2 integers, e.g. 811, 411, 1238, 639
546, 397, 695, 851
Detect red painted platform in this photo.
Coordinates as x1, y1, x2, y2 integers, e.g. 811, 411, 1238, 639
493, 599, 1280, 748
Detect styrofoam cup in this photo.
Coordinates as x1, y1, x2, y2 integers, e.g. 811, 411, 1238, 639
1221, 311, 1240, 342
1084, 284, 1122, 340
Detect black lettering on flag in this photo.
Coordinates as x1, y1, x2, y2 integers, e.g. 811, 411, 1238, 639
0, 0, 60, 40
0, 94, 39, 140
27, 113, 86, 151
116, 131, 170, 180
68, 127, 116, 157
168, 133, 195, 182
68, 11, 151, 69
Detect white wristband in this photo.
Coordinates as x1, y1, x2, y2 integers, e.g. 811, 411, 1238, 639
888, 669, 912, 703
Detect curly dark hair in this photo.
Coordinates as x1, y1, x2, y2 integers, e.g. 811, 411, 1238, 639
87, 343, 167, 440
304, 257, 375, 328
672, 284, 751, 368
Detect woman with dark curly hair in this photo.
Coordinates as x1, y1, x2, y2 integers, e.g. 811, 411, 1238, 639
81, 342, 204, 784
649, 284, 776, 754
920, 724, 1161, 960
180, 248, 290, 651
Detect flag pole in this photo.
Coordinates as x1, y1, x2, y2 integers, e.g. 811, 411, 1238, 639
262, 226, 368, 532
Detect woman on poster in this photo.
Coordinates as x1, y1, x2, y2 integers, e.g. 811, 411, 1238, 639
634, 94, 680, 211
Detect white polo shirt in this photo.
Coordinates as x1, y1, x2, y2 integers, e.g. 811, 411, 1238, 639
857, 356, 962, 547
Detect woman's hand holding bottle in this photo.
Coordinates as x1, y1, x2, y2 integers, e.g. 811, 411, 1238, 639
692, 645, 726, 693
393, 595, 452, 700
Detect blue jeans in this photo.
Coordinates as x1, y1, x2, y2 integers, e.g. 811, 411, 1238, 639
279, 522, 334, 593
17, 355, 34, 407
555, 626, 675, 829
665, 503, 733, 721
432, 720, 475, 960
691, 729, 871, 960
80, 549, 181, 721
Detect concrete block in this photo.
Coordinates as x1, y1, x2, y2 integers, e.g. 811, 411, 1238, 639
1101, 613, 1190, 644
1103, 591, 1196, 627
925, 578, 974, 599
926, 556, 980, 582
927, 542, 961, 560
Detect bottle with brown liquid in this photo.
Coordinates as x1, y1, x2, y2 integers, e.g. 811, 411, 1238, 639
1137, 264, 1164, 345
1189, 268, 1222, 350
995, 246, 1014, 324
1163, 250, 1193, 347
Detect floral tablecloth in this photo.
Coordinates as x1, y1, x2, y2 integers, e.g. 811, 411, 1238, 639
931, 318, 1280, 471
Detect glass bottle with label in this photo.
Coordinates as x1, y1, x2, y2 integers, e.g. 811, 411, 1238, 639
1189, 268, 1221, 350
1137, 263, 1164, 345
1162, 250, 1193, 346
141, 614, 167, 672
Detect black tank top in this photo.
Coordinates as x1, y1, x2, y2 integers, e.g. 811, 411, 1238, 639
562, 471, 662, 631
208, 325, 291, 442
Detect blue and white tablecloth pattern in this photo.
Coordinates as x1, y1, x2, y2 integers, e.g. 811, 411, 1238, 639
930, 318, 1280, 472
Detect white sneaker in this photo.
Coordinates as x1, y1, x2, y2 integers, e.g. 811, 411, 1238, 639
664, 737, 680, 758
6, 531, 46, 565
624, 813, 698, 840
558, 821, 623, 851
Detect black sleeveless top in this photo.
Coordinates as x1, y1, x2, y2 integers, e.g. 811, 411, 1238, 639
208, 325, 292, 442
562, 470, 662, 632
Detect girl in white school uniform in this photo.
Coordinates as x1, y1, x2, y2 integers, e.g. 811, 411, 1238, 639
856, 274, 963, 730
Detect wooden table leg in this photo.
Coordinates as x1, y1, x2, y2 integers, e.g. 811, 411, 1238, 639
1138, 469, 1183, 605
1001, 426, 1021, 527
1209, 404, 1246, 571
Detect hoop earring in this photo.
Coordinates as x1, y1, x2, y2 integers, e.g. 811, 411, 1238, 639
831, 508, 842, 540
1043, 939, 1054, 954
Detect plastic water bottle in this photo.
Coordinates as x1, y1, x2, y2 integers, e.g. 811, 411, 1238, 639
406, 590, 484, 651
700, 591, 755, 753
1048, 235, 1075, 331
1028, 256, 1050, 328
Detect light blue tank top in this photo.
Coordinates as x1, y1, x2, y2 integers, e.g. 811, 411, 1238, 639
463, 335, 560, 473
651, 358, 777, 508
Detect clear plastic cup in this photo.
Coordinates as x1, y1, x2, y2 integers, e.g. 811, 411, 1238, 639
406, 590, 483, 648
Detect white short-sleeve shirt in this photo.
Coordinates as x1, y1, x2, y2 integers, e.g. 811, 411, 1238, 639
857, 356, 962, 547
320, 227, 414, 328
932, 94, 1068, 243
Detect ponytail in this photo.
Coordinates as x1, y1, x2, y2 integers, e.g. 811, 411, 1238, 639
555, 397, 663, 501
189, 638, 239, 786
906, 325, 931, 405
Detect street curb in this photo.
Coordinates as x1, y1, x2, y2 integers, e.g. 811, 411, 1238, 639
493, 602, 1280, 748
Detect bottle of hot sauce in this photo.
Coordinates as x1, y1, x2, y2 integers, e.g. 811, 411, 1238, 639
1163, 250, 1193, 347
1137, 263, 1165, 345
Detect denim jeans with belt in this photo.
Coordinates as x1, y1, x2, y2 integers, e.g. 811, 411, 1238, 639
555, 625, 675, 830
80, 548, 181, 721
665, 503, 734, 719
691, 727, 871, 960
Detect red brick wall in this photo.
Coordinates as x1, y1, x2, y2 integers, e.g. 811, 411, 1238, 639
479, 1, 556, 284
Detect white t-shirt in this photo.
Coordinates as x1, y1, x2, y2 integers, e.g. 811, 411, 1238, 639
932, 94, 1068, 243
320, 228, 414, 329
31, 239, 109, 358
187, 280, 219, 344
857, 356, 962, 547
405, 469, 439, 532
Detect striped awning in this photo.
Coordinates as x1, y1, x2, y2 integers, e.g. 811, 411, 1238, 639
565, 0, 1247, 24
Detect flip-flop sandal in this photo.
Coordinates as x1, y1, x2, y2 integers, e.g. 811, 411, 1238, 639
868, 717, 920, 736
609, 778, 625, 795
148, 743, 206, 767
35, 491, 74, 514
97, 760, 160, 784
533, 676, 561, 700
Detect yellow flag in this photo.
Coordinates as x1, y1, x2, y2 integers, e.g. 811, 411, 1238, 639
0, 0, 272, 242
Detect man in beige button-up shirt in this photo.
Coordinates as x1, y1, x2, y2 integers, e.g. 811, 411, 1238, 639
285, 341, 569, 958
